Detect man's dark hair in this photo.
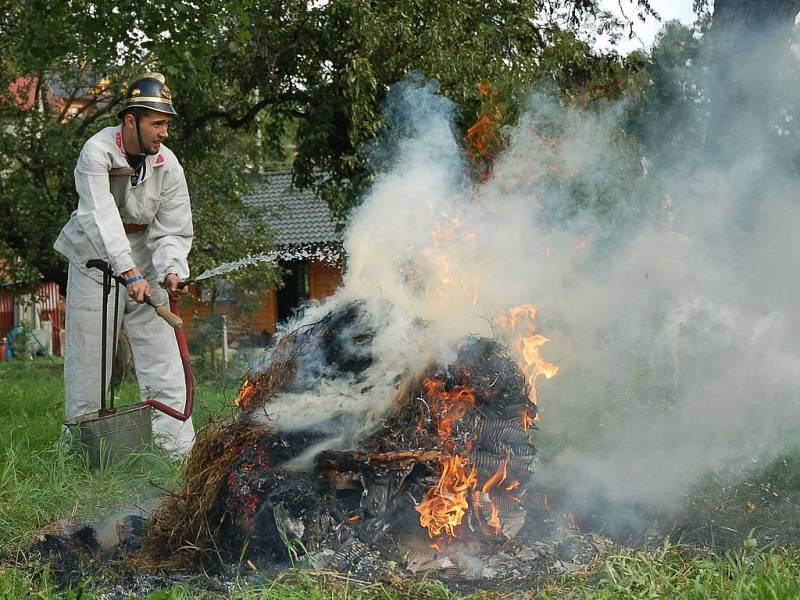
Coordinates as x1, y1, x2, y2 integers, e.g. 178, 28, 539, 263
120, 106, 145, 122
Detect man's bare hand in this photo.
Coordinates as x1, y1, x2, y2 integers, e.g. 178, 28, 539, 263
122, 268, 151, 304
164, 273, 188, 301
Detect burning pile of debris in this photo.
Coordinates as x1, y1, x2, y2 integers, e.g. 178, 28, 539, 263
144, 299, 569, 579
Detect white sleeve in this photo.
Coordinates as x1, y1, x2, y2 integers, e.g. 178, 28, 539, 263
149, 161, 193, 284
73, 144, 136, 274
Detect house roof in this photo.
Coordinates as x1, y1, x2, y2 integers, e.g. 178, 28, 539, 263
242, 171, 342, 248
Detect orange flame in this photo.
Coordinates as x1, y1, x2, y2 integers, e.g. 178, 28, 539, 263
495, 304, 537, 332
414, 302, 553, 543
521, 406, 534, 430
465, 82, 507, 182
422, 378, 476, 443
518, 334, 559, 406
496, 304, 559, 408
470, 457, 510, 536
481, 457, 508, 494
235, 378, 255, 407
426, 215, 480, 304
563, 512, 578, 529
416, 455, 478, 538
488, 502, 501, 533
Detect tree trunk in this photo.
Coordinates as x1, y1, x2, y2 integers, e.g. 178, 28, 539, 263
705, 0, 800, 166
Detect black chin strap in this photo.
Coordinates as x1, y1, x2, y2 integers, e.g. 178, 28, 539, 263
125, 119, 146, 186
134, 111, 158, 156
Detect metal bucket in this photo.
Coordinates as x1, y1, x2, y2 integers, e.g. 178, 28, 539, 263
65, 403, 153, 470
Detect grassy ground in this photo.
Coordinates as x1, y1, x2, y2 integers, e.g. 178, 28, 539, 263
4, 545, 800, 599
0, 357, 237, 552
3, 358, 800, 599
542, 544, 800, 599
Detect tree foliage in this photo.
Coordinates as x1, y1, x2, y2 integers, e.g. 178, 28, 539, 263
703, 0, 800, 166
624, 20, 705, 172
0, 0, 657, 288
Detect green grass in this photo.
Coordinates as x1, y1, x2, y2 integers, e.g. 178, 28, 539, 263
542, 543, 800, 599
4, 358, 800, 599
0, 357, 239, 552
6, 547, 800, 600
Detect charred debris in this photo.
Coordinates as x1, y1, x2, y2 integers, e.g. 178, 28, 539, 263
145, 301, 548, 572
31, 301, 616, 592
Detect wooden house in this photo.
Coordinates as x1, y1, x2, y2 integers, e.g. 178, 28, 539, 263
177, 171, 344, 344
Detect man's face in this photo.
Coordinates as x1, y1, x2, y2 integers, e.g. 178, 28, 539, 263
125, 109, 172, 154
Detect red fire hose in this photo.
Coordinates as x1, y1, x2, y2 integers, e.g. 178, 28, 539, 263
143, 297, 194, 421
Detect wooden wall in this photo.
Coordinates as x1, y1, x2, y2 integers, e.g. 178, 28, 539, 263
310, 260, 343, 300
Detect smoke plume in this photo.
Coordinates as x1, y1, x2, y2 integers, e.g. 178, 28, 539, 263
256, 28, 800, 524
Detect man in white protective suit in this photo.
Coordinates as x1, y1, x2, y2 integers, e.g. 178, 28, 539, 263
54, 72, 194, 455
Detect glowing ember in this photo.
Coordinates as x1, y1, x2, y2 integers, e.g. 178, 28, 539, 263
416, 455, 478, 538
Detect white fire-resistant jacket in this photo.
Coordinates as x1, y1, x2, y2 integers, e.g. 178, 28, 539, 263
54, 126, 192, 283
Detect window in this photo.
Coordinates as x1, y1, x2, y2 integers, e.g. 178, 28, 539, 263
276, 260, 309, 322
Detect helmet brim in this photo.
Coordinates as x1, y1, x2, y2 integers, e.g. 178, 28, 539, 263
117, 101, 178, 120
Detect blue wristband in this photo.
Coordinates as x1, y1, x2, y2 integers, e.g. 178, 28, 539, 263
126, 274, 144, 285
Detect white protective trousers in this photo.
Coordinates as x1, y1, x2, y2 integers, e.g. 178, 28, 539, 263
64, 258, 194, 456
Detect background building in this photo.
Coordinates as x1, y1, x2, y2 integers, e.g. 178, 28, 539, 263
178, 170, 344, 345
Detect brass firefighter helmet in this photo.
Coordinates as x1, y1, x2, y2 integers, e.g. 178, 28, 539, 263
117, 72, 177, 119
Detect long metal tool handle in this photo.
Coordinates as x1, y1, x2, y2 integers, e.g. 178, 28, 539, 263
110, 278, 120, 409
100, 269, 110, 412
85, 260, 183, 329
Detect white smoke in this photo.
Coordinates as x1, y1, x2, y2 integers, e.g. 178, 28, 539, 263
258, 52, 800, 516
